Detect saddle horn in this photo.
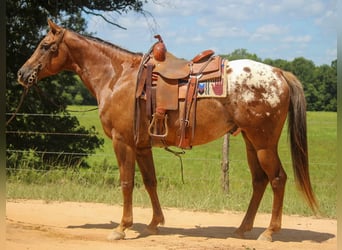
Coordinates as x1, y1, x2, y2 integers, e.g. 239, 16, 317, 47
153, 35, 167, 61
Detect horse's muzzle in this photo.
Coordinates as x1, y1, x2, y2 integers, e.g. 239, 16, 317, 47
17, 64, 41, 87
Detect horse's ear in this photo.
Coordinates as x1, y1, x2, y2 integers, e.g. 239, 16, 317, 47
47, 19, 61, 34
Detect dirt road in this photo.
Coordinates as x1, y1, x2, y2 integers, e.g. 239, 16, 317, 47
6, 200, 336, 250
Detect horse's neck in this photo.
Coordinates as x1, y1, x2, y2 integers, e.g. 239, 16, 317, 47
65, 32, 141, 103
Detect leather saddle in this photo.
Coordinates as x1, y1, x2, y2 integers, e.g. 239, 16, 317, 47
135, 35, 223, 149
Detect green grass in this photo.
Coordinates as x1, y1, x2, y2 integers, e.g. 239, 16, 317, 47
6, 107, 336, 218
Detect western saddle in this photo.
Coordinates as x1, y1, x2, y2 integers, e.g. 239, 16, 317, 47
135, 35, 224, 149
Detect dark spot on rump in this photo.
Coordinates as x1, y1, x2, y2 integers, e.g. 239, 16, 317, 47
243, 67, 251, 73
226, 67, 233, 74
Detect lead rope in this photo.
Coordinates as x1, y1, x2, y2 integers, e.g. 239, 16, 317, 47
164, 146, 185, 184
6, 87, 29, 126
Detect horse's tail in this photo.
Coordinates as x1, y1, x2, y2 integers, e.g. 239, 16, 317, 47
282, 70, 319, 213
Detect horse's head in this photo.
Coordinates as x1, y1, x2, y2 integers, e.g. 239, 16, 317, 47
17, 19, 68, 88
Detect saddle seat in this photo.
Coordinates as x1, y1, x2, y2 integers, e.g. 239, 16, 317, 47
154, 52, 189, 79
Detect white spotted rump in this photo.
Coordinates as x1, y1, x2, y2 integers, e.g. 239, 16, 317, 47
227, 59, 284, 108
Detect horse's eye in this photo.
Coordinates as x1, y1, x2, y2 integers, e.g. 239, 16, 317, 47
50, 44, 57, 52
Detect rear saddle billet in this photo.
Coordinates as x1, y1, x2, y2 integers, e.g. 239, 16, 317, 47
135, 35, 223, 149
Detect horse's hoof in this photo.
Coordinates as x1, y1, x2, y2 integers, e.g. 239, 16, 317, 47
107, 231, 126, 241
257, 232, 272, 242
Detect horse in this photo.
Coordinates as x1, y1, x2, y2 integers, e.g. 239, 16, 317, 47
17, 20, 318, 241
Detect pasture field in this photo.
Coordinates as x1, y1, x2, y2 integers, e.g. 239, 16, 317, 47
6, 107, 336, 218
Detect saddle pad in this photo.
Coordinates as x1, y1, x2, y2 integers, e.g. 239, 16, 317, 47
179, 59, 228, 98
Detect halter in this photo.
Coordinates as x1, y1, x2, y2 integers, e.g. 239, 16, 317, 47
35, 28, 66, 81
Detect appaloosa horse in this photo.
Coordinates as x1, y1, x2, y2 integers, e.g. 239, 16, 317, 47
17, 20, 318, 241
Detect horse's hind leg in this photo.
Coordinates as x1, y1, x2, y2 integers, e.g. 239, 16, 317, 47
234, 132, 269, 238
235, 132, 287, 241
256, 147, 287, 241
136, 146, 165, 235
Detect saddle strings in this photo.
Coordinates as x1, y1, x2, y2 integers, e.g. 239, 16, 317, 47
163, 143, 185, 184
6, 87, 29, 126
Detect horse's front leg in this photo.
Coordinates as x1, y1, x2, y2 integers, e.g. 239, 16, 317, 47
108, 134, 136, 240
136, 146, 165, 235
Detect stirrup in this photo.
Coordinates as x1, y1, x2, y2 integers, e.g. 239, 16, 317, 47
148, 113, 169, 138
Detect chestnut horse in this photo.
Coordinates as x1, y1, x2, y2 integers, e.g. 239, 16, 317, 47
17, 20, 318, 241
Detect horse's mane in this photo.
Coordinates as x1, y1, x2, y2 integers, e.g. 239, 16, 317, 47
79, 32, 143, 57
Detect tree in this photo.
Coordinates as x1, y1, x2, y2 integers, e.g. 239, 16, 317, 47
288, 57, 336, 111
312, 60, 337, 111
6, 0, 149, 169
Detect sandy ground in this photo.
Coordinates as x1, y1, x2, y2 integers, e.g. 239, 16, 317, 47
6, 199, 336, 250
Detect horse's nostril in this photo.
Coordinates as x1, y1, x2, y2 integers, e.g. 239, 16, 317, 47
28, 73, 36, 83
